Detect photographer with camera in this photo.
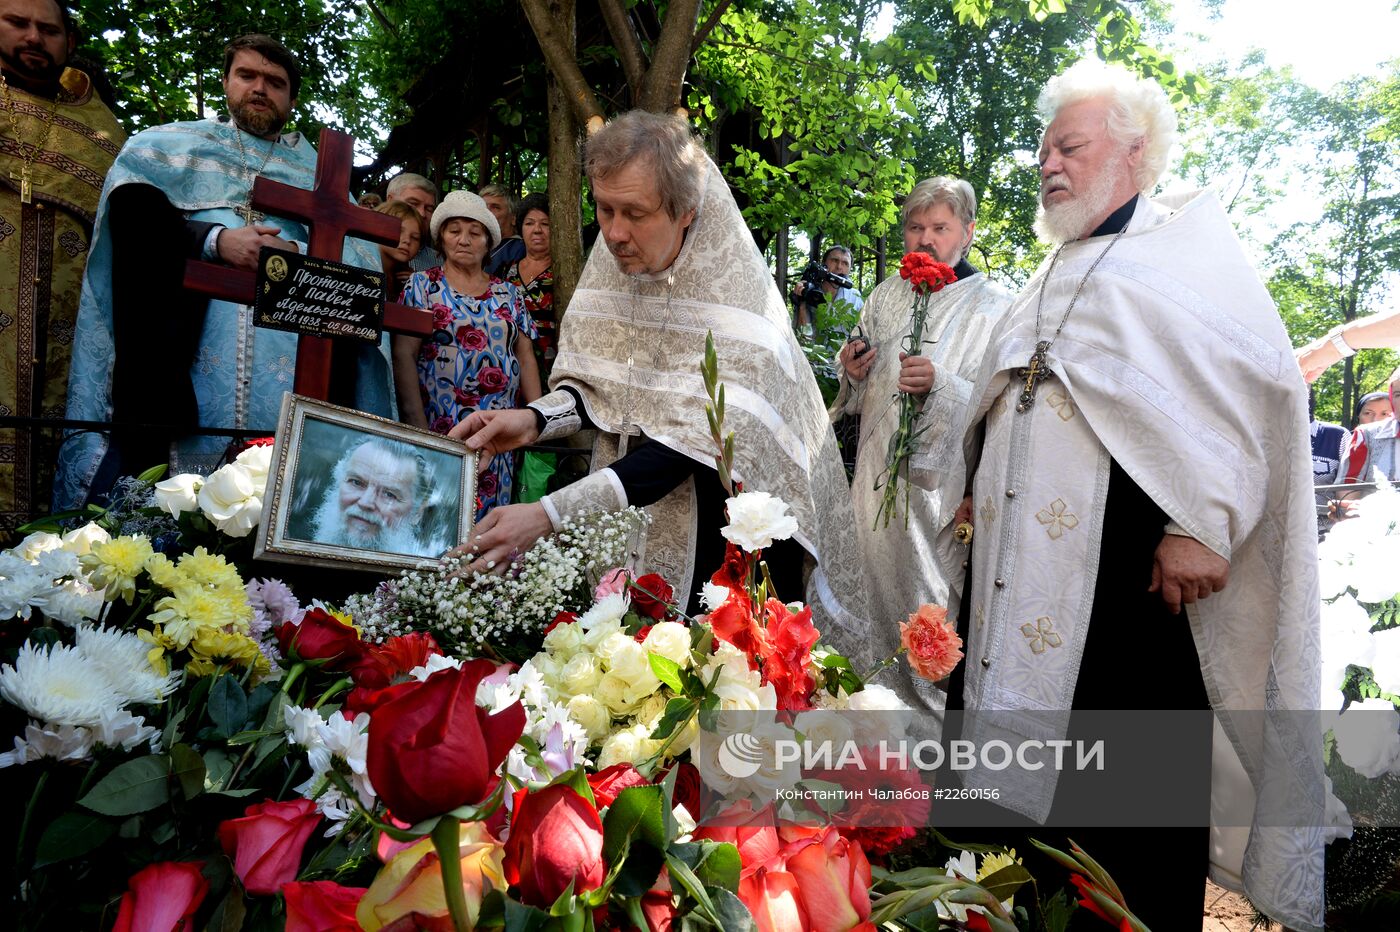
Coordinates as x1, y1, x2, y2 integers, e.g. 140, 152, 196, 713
792, 245, 863, 333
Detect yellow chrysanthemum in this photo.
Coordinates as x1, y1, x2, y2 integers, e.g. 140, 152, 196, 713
149, 589, 227, 648
144, 552, 189, 592
81, 536, 154, 604
178, 547, 244, 591
184, 658, 219, 678
326, 608, 360, 634
138, 627, 173, 676
191, 627, 262, 666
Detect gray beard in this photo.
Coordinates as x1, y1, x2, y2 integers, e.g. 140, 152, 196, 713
1033, 164, 1126, 245
311, 492, 424, 555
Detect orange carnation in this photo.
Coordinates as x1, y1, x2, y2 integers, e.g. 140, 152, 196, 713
899, 604, 963, 682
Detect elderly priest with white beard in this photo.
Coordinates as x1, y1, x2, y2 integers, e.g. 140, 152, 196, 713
940, 60, 1325, 931
450, 110, 869, 646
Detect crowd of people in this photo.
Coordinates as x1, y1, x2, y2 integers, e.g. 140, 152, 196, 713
2, 9, 1378, 929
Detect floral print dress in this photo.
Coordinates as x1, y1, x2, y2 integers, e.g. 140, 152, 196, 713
402, 268, 537, 520
504, 260, 556, 381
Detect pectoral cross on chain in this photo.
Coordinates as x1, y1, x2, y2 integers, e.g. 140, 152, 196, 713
1015, 340, 1052, 412
236, 203, 266, 223
10, 166, 35, 204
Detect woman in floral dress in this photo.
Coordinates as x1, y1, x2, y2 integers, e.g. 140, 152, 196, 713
503, 193, 556, 381
394, 191, 541, 521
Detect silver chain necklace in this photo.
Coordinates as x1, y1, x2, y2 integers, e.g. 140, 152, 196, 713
229, 116, 275, 223
1014, 225, 1127, 412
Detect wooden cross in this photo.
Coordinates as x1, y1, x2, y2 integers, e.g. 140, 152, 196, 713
180, 127, 433, 401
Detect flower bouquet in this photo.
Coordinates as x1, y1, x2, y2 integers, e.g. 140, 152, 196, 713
872, 252, 957, 529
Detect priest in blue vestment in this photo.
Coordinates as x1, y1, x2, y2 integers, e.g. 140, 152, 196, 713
55, 34, 395, 508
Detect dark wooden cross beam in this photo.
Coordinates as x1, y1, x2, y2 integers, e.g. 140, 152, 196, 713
180, 127, 433, 401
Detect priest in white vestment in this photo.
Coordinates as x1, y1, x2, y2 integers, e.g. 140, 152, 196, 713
940, 61, 1325, 931
449, 111, 870, 650
830, 176, 1010, 704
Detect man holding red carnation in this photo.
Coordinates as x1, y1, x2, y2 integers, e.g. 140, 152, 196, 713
831, 176, 1011, 706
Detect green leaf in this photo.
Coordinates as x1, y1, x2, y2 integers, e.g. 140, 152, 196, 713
603, 784, 668, 866
977, 863, 1033, 902
670, 840, 742, 892
134, 463, 168, 484
502, 898, 550, 932
170, 743, 206, 800
649, 653, 685, 693
208, 674, 248, 737
79, 755, 171, 815
34, 811, 115, 866
708, 886, 757, 931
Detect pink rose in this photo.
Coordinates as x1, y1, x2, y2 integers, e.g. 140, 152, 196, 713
431, 304, 453, 329
456, 325, 488, 351
113, 861, 208, 932
218, 798, 321, 896
477, 366, 508, 393
430, 415, 455, 434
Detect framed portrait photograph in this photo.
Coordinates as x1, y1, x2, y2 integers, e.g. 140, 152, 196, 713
255, 393, 476, 573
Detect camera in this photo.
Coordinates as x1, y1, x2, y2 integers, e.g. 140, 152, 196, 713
793, 261, 855, 310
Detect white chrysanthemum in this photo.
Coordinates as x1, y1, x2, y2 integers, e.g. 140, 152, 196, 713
579, 592, 629, 630
0, 642, 124, 726
720, 491, 800, 552
75, 625, 179, 704
511, 660, 550, 710
88, 708, 162, 753
284, 705, 326, 749
0, 720, 93, 767
411, 653, 462, 681
0, 554, 53, 621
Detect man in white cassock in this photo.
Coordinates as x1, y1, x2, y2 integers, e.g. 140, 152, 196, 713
447, 111, 869, 647
830, 176, 1010, 705
940, 60, 1325, 931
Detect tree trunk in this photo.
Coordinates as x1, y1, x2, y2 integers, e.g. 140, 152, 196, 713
875, 234, 886, 282
546, 0, 584, 320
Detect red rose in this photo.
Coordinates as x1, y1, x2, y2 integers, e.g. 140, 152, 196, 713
456, 325, 488, 351
504, 783, 606, 908
430, 415, 455, 434
631, 572, 675, 620
275, 608, 363, 669
113, 861, 208, 932
421, 343, 439, 361
282, 880, 366, 932
640, 889, 678, 932
587, 762, 650, 809
478, 471, 499, 498
477, 365, 508, 393
453, 386, 481, 408
633, 624, 654, 643
427, 267, 443, 283
782, 826, 874, 932
667, 762, 703, 821
218, 798, 321, 896
543, 611, 578, 635
694, 801, 780, 877
761, 598, 819, 712
367, 661, 526, 825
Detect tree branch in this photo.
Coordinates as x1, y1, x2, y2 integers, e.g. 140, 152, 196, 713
521, 0, 606, 128
598, 0, 647, 104
690, 0, 737, 56
639, 0, 703, 112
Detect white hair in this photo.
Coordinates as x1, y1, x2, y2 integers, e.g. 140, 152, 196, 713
1037, 59, 1177, 193
388, 172, 438, 200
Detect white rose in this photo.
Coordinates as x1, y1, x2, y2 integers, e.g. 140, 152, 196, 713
558, 653, 603, 696
636, 693, 669, 731
720, 491, 800, 552
1370, 629, 1400, 697
644, 621, 692, 668
14, 531, 62, 562
234, 444, 273, 490
846, 682, 912, 743
597, 728, 642, 769
597, 672, 642, 715
153, 474, 204, 518
60, 522, 111, 557
595, 631, 636, 669
792, 709, 856, 751
197, 463, 263, 537
847, 683, 913, 712
567, 694, 613, 741
543, 620, 584, 655
608, 638, 654, 681
666, 716, 699, 757
1331, 699, 1400, 778
581, 617, 624, 652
